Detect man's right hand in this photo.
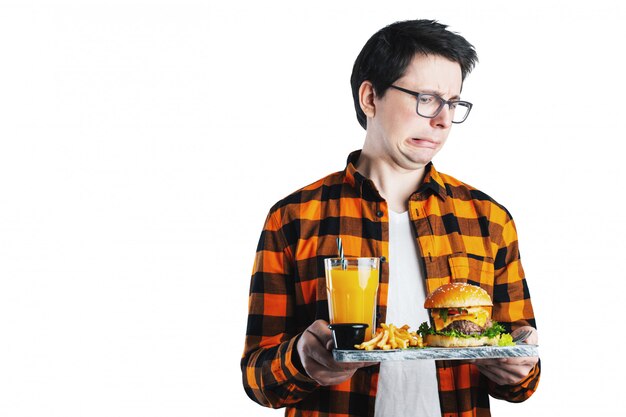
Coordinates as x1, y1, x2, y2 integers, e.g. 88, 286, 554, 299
296, 319, 369, 386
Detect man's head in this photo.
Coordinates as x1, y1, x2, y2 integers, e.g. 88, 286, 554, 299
351, 20, 478, 130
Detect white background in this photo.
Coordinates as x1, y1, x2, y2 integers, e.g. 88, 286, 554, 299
1, 1, 624, 416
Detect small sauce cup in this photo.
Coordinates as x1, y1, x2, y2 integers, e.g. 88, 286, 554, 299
328, 323, 369, 350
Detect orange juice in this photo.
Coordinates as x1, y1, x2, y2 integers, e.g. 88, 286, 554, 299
325, 258, 379, 340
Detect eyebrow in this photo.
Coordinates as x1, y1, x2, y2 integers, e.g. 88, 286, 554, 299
420, 88, 461, 101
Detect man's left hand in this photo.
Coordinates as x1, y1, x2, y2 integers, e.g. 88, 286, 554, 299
470, 326, 539, 386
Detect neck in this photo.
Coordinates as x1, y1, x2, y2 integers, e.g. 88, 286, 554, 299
355, 148, 427, 213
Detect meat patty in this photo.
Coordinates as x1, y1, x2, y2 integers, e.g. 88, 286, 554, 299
446, 318, 492, 334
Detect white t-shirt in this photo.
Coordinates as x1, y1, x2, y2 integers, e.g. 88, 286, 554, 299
374, 210, 441, 417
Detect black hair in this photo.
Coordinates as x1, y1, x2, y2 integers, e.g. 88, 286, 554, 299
350, 19, 478, 129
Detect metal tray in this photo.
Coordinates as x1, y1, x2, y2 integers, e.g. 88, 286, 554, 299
333, 343, 538, 362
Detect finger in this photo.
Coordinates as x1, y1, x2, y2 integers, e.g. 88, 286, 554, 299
326, 338, 334, 351
504, 357, 539, 367
302, 331, 365, 372
475, 361, 530, 378
480, 357, 538, 367
476, 362, 534, 385
525, 330, 538, 345
471, 358, 506, 366
302, 351, 368, 385
307, 323, 336, 351
476, 364, 506, 385
500, 364, 533, 384
475, 357, 537, 374
472, 357, 537, 367
301, 332, 344, 371
512, 326, 538, 344
309, 320, 333, 339
306, 322, 333, 348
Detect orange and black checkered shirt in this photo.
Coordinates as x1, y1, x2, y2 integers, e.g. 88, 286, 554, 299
242, 150, 540, 417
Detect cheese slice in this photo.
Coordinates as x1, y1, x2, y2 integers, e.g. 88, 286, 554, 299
431, 307, 490, 331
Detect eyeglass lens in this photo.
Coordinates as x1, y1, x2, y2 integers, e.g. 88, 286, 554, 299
417, 94, 470, 123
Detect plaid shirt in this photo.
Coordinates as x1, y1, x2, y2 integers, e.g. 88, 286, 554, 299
242, 150, 540, 417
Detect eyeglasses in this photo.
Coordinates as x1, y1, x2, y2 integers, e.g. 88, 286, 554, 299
389, 85, 473, 124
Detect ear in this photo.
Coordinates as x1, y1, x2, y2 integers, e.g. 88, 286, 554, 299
359, 81, 376, 119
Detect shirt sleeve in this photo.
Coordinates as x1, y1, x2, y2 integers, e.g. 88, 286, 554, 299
240, 208, 319, 408
487, 216, 541, 401
487, 360, 541, 402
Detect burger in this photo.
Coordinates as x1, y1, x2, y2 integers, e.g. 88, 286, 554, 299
419, 282, 512, 347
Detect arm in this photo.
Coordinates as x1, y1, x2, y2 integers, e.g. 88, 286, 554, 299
240, 208, 318, 408
481, 217, 541, 401
241, 209, 365, 408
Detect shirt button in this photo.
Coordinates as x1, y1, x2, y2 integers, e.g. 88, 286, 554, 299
376, 210, 384, 217
381, 256, 386, 263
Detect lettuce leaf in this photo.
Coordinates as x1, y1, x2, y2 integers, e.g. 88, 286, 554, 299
498, 333, 515, 346
418, 320, 513, 341
482, 321, 506, 338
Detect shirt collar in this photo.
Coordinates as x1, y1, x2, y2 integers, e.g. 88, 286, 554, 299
343, 149, 447, 201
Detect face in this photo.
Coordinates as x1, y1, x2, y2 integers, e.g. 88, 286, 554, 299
363, 54, 463, 171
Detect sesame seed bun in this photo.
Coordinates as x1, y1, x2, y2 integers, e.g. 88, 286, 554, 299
424, 282, 493, 309
424, 334, 500, 347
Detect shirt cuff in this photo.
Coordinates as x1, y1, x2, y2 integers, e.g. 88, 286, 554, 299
290, 333, 309, 376
281, 333, 319, 388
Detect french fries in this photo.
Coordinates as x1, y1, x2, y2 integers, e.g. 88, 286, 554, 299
354, 323, 423, 350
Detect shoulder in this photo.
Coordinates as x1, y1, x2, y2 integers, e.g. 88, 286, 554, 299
436, 169, 514, 223
267, 170, 346, 220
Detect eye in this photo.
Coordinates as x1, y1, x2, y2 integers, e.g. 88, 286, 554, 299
418, 95, 435, 104
449, 102, 458, 110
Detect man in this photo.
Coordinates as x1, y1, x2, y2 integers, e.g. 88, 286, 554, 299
241, 19, 540, 417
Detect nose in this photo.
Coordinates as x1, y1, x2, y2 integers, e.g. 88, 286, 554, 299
431, 104, 453, 129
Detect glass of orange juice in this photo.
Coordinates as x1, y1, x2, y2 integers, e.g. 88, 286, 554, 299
324, 257, 380, 340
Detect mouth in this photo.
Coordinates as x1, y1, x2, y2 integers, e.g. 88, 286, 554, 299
409, 138, 439, 149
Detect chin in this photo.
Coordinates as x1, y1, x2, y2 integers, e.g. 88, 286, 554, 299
401, 150, 437, 168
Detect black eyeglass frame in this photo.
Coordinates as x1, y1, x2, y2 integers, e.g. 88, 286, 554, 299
389, 85, 473, 124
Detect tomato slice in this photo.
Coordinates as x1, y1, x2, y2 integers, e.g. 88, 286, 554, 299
446, 308, 468, 316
